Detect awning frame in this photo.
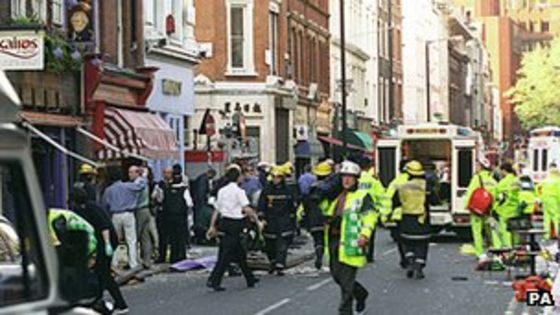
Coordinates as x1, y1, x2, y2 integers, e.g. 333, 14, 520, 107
76, 127, 150, 162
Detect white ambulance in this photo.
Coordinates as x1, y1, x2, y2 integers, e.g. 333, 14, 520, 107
377, 123, 484, 236
528, 126, 560, 183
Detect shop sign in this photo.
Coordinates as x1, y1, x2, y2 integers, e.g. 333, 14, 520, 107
162, 79, 182, 96
0, 30, 44, 70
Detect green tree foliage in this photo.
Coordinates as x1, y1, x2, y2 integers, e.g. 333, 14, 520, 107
507, 37, 560, 129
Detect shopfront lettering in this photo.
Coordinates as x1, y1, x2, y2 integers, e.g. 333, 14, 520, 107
0, 31, 44, 70
162, 79, 182, 96
0, 37, 40, 59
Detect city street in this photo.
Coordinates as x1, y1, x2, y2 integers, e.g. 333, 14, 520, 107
121, 230, 527, 315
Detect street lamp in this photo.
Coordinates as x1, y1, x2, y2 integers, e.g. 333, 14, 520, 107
340, 0, 348, 157
425, 36, 463, 122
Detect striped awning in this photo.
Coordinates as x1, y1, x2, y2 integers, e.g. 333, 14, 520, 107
98, 107, 179, 160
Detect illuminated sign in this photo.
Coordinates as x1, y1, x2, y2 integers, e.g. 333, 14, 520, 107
0, 30, 44, 70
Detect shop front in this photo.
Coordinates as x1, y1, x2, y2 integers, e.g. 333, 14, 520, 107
83, 57, 180, 172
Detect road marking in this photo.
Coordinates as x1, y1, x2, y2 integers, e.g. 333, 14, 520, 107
255, 298, 291, 315
382, 248, 398, 256
504, 296, 518, 315
306, 278, 331, 291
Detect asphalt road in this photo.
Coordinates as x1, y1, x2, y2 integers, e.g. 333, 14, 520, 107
121, 230, 541, 315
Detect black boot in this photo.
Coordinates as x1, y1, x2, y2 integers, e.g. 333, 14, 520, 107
314, 251, 323, 270
415, 267, 425, 279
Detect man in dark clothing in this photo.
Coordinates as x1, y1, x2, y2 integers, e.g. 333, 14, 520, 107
154, 169, 192, 263
70, 185, 128, 314
76, 163, 98, 202
191, 169, 217, 243
257, 162, 271, 188
301, 161, 333, 269
258, 166, 298, 276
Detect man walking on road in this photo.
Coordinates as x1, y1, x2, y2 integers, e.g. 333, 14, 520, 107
102, 166, 148, 269
324, 161, 377, 315
393, 161, 431, 279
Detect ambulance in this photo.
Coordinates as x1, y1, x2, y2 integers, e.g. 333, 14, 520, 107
528, 126, 560, 183
377, 123, 484, 236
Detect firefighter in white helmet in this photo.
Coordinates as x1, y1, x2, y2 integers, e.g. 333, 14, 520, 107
323, 161, 378, 315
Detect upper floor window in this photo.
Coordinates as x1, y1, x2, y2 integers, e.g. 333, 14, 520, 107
11, 0, 46, 22
52, 0, 63, 25
227, 0, 255, 75
144, 0, 186, 49
268, 8, 279, 75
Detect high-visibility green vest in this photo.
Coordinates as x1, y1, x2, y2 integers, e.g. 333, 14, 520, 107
382, 173, 409, 221
324, 189, 378, 268
48, 208, 97, 256
495, 173, 521, 219
399, 179, 427, 216
359, 170, 385, 210
539, 172, 560, 216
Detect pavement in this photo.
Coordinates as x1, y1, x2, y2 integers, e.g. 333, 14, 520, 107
118, 229, 545, 315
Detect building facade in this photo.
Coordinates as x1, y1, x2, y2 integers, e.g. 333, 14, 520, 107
193, 0, 330, 166
402, 0, 448, 124
142, 0, 199, 180
377, 0, 403, 125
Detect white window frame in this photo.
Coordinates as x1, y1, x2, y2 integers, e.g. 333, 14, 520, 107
226, 0, 256, 76
52, 0, 63, 25
11, 0, 46, 21
169, 0, 184, 47
144, 0, 156, 27
11, 0, 25, 18
268, 6, 279, 76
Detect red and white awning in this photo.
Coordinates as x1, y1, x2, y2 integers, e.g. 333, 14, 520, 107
98, 107, 179, 160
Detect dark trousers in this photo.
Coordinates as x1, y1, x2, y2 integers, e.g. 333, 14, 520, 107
391, 225, 406, 266
329, 237, 368, 315
264, 234, 291, 269
208, 218, 255, 287
158, 214, 187, 263
311, 230, 325, 266
366, 228, 376, 261
401, 238, 429, 269
95, 254, 127, 309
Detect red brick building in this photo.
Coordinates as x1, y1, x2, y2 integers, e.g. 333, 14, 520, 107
194, 0, 330, 164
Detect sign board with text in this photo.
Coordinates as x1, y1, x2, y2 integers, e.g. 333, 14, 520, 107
0, 30, 44, 70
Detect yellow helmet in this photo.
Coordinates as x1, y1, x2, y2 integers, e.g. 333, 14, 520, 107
280, 162, 294, 175
78, 163, 96, 175
405, 160, 425, 176
313, 162, 333, 177
270, 166, 286, 177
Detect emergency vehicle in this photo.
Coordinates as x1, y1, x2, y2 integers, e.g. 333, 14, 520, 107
0, 72, 96, 314
377, 123, 484, 236
528, 126, 560, 183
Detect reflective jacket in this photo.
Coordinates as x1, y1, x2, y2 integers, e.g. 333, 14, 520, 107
465, 170, 498, 210
539, 171, 560, 215
359, 170, 385, 210
518, 175, 537, 214
382, 173, 409, 221
393, 178, 432, 238
48, 208, 97, 257
324, 189, 378, 268
495, 173, 521, 219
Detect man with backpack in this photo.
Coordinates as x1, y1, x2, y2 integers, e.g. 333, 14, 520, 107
465, 158, 499, 265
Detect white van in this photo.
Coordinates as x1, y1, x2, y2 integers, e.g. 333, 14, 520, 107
377, 123, 484, 236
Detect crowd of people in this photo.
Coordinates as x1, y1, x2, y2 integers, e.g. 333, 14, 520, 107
49, 154, 541, 315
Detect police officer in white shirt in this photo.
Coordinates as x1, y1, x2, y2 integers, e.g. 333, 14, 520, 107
206, 165, 261, 291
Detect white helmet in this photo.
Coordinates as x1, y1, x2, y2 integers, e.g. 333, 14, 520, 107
339, 161, 361, 176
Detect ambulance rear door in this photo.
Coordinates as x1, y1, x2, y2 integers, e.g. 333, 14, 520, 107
452, 140, 475, 220
377, 139, 400, 188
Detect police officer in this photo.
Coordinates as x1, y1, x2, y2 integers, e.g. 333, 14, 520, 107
393, 161, 431, 279
154, 170, 193, 263
324, 161, 377, 315
465, 158, 499, 265
358, 156, 385, 263
381, 159, 410, 268
258, 166, 298, 276
300, 161, 333, 270
539, 163, 560, 240
495, 162, 521, 248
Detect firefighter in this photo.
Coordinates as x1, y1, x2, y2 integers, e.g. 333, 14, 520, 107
76, 163, 98, 202
358, 156, 385, 263
539, 163, 560, 240
495, 162, 521, 248
324, 161, 377, 315
518, 169, 538, 216
393, 161, 431, 279
258, 166, 298, 276
465, 158, 499, 264
381, 159, 410, 268
300, 161, 333, 270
